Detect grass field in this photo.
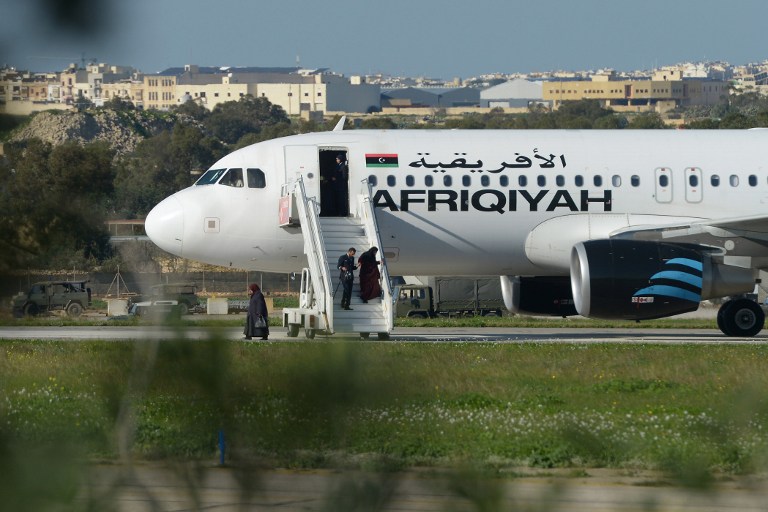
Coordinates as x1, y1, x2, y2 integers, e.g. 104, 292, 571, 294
2, 334, 768, 487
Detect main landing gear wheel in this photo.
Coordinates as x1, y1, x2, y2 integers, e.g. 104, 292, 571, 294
359, 332, 370, 340
717, 299, 765, 337
305, 329, 316, 339
286, 324, 299, 337
377, 333, 390, 341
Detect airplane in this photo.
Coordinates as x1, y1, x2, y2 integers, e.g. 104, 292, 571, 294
145, 125, 768, 337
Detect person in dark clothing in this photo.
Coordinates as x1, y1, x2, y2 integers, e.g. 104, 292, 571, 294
244, 283, 269, 340
358, 246, 381, 303
331, 154, 349, 216
337, 247, 357, 310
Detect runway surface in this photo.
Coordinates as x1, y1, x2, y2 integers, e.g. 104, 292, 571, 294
1, 325, 767, 344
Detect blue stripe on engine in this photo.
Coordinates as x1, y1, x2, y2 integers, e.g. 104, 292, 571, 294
666, 258, 703, 272
648, 270, 703, 290
633, 285, 701, 303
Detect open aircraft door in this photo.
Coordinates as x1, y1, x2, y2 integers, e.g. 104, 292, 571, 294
284, 145, 320, 201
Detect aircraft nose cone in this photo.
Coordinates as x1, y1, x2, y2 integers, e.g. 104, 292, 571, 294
145, 195, 184, 256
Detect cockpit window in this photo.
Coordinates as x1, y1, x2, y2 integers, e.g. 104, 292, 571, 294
247, 168, 266, 188
196, 168, 227, 185
219, 168, 244, 187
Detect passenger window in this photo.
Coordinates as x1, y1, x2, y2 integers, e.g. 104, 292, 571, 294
556, 175, 565, 187
462, 175, 471, 187
196, 168, 227, 185
711, 175, 720, 187
246, 168, 265, 188
689, 175, 699, 187
537, 175, 546, 186
594, 176, 603, 187
499, 176, 509, 187
406, 175, 415, 187
368, 175, 377, 186
631, 175, 640, 187
749, 175, 758, 187
612, 175, 621, 187
659, 175, 669, 187
387, 175, 396, 187
518, 175, 527, 187
730, 175, 739, 187
443, 175, 452, 186
481, 176, 490, 187
425, 176, 433, 186
575, 175, 584, 187
220, 168, 244, 188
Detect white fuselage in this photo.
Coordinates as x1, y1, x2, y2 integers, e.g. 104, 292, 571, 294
145, 129, 768, 276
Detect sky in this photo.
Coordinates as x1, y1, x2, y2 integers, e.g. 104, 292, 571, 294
1, 0, 767, 79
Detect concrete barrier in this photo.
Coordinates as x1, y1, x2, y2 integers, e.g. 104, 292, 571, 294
107, 299, 129, 316
207, 297, 228, 315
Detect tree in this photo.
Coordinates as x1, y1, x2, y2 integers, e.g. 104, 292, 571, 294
627, 113, 667, 129
205, 95, 289, 145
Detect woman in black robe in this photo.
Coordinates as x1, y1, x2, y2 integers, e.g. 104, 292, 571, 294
358, 247, 381, 303
244, 283, 269, 340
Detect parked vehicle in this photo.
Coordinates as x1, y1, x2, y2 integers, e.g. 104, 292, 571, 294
12, 280, 92, 317
129, 299, 182, 319
394, 277, 504, 318
146, 283, 198, 314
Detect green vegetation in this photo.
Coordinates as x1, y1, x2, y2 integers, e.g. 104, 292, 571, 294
2, 337, 767, 479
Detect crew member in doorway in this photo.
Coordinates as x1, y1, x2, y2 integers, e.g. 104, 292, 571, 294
331, 154, 349, 216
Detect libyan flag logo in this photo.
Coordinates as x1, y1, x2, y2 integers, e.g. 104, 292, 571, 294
365, 154, 399, 167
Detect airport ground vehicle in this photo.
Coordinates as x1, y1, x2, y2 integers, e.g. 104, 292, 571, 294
12, 280, 92, 317
394, 277, 504, 318
129, 299, 182, 318
145, 283, 198, 314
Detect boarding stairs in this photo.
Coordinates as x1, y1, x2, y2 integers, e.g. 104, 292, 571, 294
279, 177, 393, 339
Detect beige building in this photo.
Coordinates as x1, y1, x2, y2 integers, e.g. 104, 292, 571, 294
543, 70, 728, 112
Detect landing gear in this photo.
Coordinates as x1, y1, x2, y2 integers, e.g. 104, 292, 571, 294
717, 299, 765, 337
287, 324, 300, 337
305, 329, 316, 339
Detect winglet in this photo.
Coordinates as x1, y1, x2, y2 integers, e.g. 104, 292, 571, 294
333, 116, 347, 132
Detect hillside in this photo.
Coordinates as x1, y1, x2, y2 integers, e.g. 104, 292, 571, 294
8, 109, 186, 156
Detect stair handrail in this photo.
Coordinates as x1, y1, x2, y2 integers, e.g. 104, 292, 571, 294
287, 178, 333, 329
358, 178, 394, 332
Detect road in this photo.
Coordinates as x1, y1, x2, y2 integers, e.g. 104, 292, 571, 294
0, 324, 766, 344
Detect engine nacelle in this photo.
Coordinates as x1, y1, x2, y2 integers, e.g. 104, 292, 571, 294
501, 276, 578, 317
570, 239, 756, 320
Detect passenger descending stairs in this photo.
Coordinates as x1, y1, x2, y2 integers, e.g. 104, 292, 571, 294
321, 218, 389, 337
280, 177, 393, 339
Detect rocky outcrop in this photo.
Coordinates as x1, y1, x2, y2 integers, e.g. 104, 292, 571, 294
9, 109, 180, 156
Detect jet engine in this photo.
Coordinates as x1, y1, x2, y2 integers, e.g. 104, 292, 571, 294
500, 276, 578, 317
570, 239, 755, 320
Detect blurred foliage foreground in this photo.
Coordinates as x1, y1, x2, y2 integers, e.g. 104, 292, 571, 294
3, 337, 768, 509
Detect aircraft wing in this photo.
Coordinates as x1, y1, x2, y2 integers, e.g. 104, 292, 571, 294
611, 213, 768, 267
